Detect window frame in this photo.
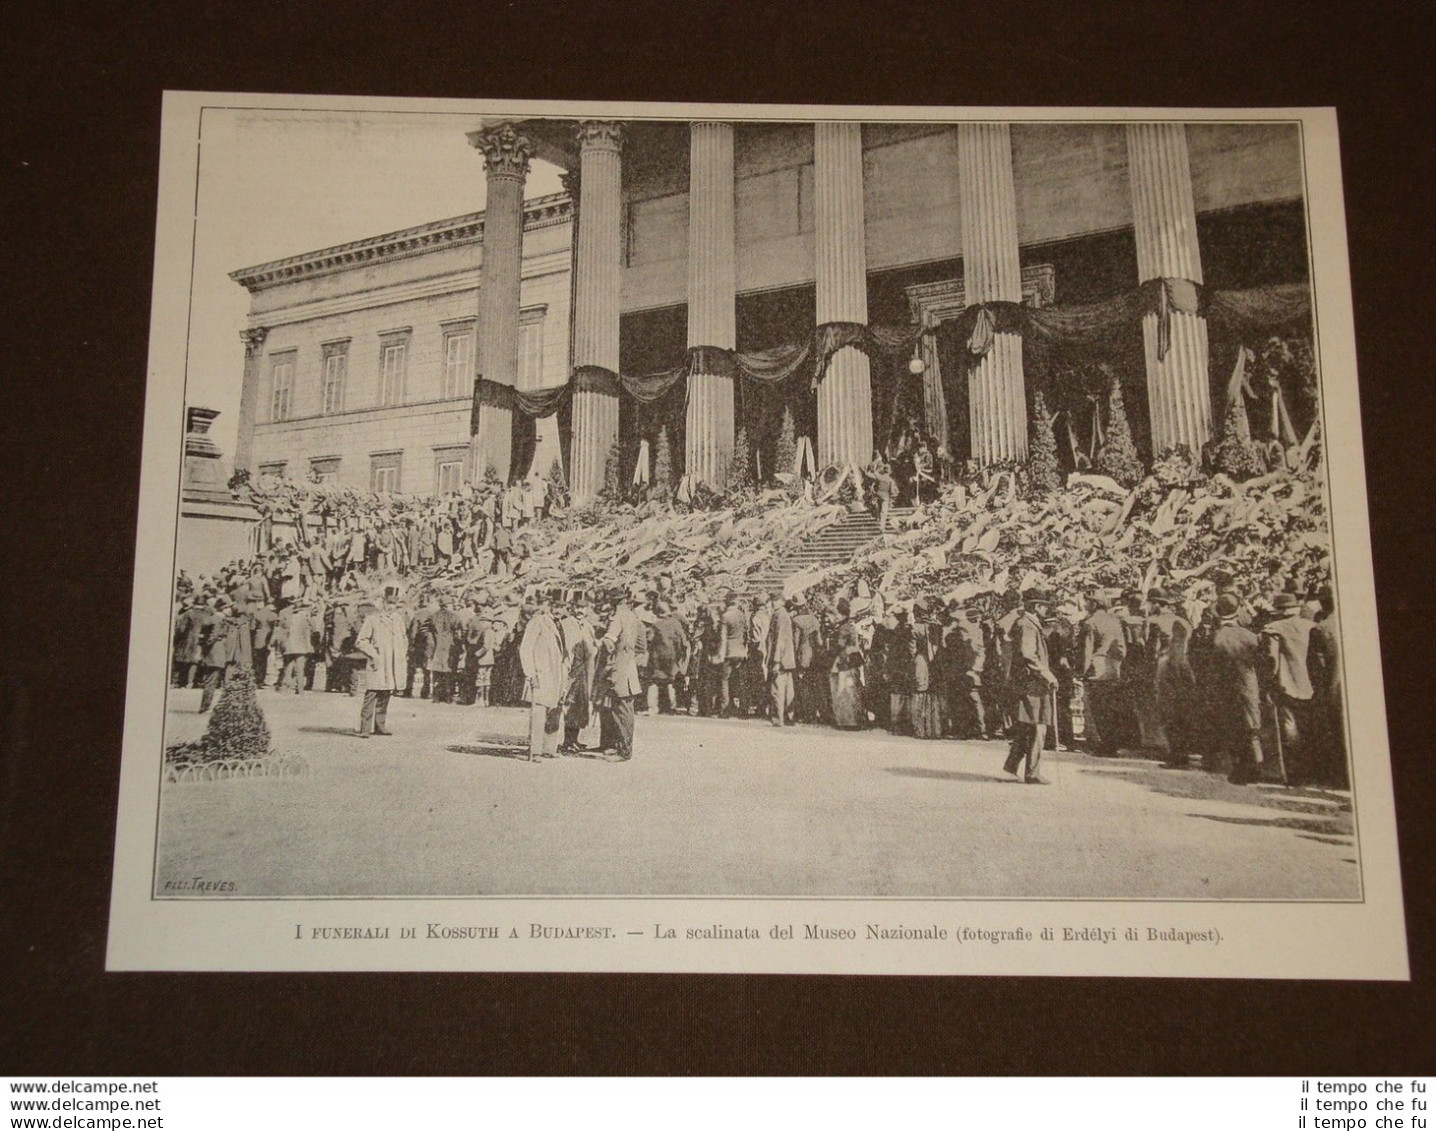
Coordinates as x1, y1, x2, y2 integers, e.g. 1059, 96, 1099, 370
320, 342, 349, 416
377, 331, 411, 408
370, 451, 402, 495
268, 352, 296, 422
441, 322, 476, 400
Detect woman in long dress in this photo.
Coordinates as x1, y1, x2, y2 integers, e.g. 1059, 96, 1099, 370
828, 599, 865, 729
908, 599, 945, 739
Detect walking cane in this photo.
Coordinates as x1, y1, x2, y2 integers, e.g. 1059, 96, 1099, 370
1266, 691, 1289, 786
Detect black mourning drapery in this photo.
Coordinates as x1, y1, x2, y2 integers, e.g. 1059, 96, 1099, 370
472, 280, 1313, 440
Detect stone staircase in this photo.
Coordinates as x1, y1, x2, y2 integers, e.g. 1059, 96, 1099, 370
751, 506, 916, 596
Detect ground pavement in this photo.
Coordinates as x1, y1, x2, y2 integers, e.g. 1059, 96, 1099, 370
155, 686, 1361, 900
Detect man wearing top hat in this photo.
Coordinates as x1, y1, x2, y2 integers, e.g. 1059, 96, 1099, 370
1002, 590, 1058, 784
1145, 586, 1197, 767
354, 584, 407, 738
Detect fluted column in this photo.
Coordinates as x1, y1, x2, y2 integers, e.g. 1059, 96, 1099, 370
469, 124, 533, 483
569, 120, 624, 504
957, 123, 1027, 465
1127, 122, 1211, 455
814, 122, 873, 470
234, 326, 268, 475
685, 122, 736, 488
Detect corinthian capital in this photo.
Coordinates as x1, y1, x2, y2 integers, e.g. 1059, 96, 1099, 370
576, 120, 624, 153
240, 326, 269, 356
472, 124, 534, 179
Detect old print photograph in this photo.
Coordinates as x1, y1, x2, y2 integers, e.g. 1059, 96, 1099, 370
107, 95, 1406, 975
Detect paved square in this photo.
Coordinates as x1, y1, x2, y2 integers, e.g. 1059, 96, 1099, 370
156, 687, 1360, 900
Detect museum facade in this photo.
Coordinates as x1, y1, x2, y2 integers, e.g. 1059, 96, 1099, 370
233, 118, 1309, 502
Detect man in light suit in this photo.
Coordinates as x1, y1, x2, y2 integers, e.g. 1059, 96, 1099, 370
765, 596, 798, 726
1077, 588, 1126, 755
602, 586, 645, 762
354, 584, 407, 738
520, 588, 569, 761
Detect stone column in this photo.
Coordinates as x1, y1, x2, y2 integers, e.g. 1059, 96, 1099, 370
234, 326, 268, 475
685, 121, 736, 488
469, 124, 533, 483
813, 122, 873, 470
1127, 122, 1211, 455
957, 123, 1027, 465
569, 121, 624, 504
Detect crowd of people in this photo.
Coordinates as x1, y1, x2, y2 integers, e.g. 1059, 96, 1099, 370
173, 523, 1348, 787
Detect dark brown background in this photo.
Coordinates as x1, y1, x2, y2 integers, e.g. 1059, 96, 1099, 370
2, 0, 1432, 1076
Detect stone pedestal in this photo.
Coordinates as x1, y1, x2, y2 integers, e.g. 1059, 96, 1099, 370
469, 124, 533, 482
234, 327, 267, 475
569, 121, 624, 503
814, 122, 873, 471
685, 122, 736, 488
1127, 122, 1211, 456
957, 123, 1027, 464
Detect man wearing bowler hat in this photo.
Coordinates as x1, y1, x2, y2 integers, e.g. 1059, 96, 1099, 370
1003, 590, 1058, 784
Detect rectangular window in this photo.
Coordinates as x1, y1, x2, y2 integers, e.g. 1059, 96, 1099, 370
370, 452, 402, 494
437, 460, 463, 495
258, 462, 286, 479
379, 338, 408, 406
442, 328, 474, 400
309, 456, 341, 483
321, 347, 348, 415
269, 355, 295, 422
520, 316, 544, 389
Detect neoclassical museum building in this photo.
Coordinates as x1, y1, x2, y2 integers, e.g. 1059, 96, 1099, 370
232, 117, 1311, 502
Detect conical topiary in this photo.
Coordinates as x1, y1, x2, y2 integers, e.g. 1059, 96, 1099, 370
1212, 395, 1266, 481
728, 424, 754, 491
1095, 377, 1144, 487
652, 425, 675, 497
1027, 390, 1062, 496
545, 452, 570, 508
773, 404, 798, 481
601, 441, 621, 501
198, 667, 271, 762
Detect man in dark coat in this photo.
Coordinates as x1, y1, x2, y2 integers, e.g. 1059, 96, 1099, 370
172, 600, 204, 688
1002, 591, 1058, 784
1306, 588, 1347, 788
406, 595, 437, 699
1261, 591, 1316, 784
601, 587, 645, 762
696, 602, 725, 718
1077, 589, 1126, 755
426, 594, 464, 703
198, 597, 241, 712
718, 592, 749, 717
1206, 594, 1266, 784
790, 601, 825, 723
646, 601, 689, 715
1146, 587, 1196, 767
943, 601, 987, 740
249, 599, 279, 689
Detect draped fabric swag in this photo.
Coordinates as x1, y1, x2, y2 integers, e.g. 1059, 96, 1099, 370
472, 279, 1311, 434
